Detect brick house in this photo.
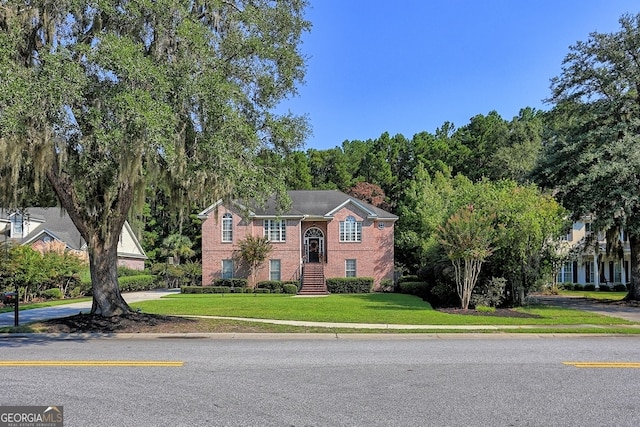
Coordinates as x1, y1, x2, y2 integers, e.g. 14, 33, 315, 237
1, 207, 147, 270
198, 190, 398, 293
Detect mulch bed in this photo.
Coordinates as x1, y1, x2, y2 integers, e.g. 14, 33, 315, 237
38, 312, 196, 334
435, 308, 541, 318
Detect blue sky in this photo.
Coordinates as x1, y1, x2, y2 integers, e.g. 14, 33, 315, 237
278, 0, 640, 150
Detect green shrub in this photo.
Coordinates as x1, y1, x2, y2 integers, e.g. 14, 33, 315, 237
118, 275, 159, 292
428, 282, 459, 307
573, 284, 584, 291
41, 288, 63, 300
212, 278, 248, 288
326, 277, 373, 293
254, 288, 271, 294
283, 284, 298, 294
118, 267, 147, 277
399, 275, 419, 284
598, 284, 611, 291
613, 284, 628, 292
70, 282, 92, 297
475, 305, 496, 313
584, 284, 596, 291
181, 286, 236, 294
471, 277, 506, 308
558, 282, 574, 291
398, 281, 429, 298
257, 280, 283, 292
379, 278, 393, 292
79, 268, 92, 285
243, 287, 254, 294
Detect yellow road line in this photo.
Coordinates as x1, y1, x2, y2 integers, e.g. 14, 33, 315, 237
0, 360, 184, 367
563, 362, 640, 368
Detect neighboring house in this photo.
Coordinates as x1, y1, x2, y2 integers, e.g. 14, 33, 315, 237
198, 190, 398, 294
557, 217, 629, 287
0, 208, 147, 270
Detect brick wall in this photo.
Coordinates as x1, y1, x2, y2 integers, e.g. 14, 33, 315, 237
201, 203, 395, 288
322, 206, 394, 289
201, 206, 303, 285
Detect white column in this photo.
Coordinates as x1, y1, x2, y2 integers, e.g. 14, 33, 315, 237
594, 255, 599, 289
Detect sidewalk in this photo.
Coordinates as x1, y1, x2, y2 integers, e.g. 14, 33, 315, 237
2, 290, 640, 331
0, 289, 179, 327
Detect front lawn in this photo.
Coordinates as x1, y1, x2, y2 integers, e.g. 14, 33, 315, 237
131, 293, 636, 326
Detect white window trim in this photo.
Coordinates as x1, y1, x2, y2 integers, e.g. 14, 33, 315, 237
270, 259, 281, 281
222, 259, 234, 279
345, 259, 357, 277
340, 216, 362, 242
10, 214, 23, 238
264, 219, 286, 242
222, 213, 233, 242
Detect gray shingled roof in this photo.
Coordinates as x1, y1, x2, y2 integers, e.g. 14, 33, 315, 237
228, 190, 398, 220
1, 208, 146, 259
1, 207, 85, 250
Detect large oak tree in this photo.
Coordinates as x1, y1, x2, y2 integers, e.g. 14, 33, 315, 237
0, 0, 310, 315
535, 13, 640, 301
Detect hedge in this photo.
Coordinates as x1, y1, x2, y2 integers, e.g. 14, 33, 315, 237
282, 284, 298, 294
326, 277, 373, 293
182, 285, 245, 294
212, 278, 248, 288
613, 284, 628, 292
41, 288, 63, 300
118, 275, 160, 292
398, 281, 429, 298
257, 280, 284, 292
257, 280, 299, 293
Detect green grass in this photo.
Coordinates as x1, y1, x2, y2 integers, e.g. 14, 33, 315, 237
132, 293, 637, 326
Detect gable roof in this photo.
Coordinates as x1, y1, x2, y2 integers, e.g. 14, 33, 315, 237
198, 190, 398, 221
0, 207, 146, 257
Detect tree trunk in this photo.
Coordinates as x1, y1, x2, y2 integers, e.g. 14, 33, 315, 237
89, 238, 131, 316
46, 169, 133, 316
625, 234, 640, 301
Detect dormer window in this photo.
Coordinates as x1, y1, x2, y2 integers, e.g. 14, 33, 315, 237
11, 214, 23, 237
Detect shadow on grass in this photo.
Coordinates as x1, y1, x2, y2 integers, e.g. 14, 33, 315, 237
341, 293, 434, 311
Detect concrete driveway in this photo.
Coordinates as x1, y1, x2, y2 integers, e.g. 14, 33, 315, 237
0, 289, 179, 326
532, 294, 640, 322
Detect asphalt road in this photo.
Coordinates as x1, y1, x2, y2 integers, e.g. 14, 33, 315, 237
1, 335, 639, 426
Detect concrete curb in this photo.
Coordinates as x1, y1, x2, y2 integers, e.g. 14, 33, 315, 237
2, 332, 639, 341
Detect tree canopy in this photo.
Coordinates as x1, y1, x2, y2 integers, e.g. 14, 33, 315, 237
535, 13, 640, 300
0, 0, 310, 315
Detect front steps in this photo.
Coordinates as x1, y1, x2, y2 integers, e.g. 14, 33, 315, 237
298, 263, 329, 295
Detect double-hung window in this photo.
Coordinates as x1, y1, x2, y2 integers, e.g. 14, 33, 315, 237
264, 219, 286, 242
345, 259, 357, 277
270, 259, 281, 281
222, 213, 233, 242
222, 259, 234, 279
557, 261, 573, 284
340, 216, 361, 242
